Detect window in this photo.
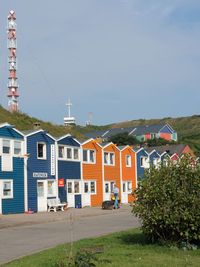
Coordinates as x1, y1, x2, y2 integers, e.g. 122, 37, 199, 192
83, 150, 88, 162
105, 183, 109, 193
151, 133, 156, 139
83, 149, 95, 163
126, 155, 131, 167
84, 182, 89, 193
3, 140, 10, 154
37, 143, 46, 159
90, 150, 95, 163
127, 182, 132, 192
104, 152, 108, 164
67, 182, 72, 193
140, 156, 148, 167
14, 141, 21, 155
123, 182, 126, 193
2, 181, 13, 198
90, 181, 96, 194
104, 181, 116, 193
74, 181, 80, 193
58, 146, 65, 158
47, 181, 56, 196
67, 148, 72, 159
74, 148, 79, 160
104, 152, 115, 165
110, 153, 114, 165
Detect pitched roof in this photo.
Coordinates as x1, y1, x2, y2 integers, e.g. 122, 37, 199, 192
148, 144, 188, 156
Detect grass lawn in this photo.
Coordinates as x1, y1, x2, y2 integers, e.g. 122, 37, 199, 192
3, 228, 200, 267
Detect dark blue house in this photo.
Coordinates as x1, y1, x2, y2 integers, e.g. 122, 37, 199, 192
0, 123, 24, 214
134, 147, 149, 182
146, 148, 161, 168
22, 129, 56, 212
55, 134, 81, 208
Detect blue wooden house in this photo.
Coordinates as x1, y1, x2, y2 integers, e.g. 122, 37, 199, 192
55, 134, 81, 208
0, 123, 24, 214
22, 129, 56, 212
134, 147, 149, 182
146, 148, 161, 168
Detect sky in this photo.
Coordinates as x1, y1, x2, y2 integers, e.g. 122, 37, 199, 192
0, 0, 200, 126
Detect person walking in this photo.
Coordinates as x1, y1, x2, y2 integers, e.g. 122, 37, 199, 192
112, 183, 120, 209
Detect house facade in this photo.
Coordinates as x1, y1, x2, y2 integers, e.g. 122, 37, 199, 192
56, 135, 81, 208
23, 129, 56, 212
119, 146, 136, 203
81, 139, 103, 207
0, 123, 25, 214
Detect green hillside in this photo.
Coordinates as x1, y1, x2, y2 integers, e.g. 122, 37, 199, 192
0, 105, 200, 155
0, 105, 108, 138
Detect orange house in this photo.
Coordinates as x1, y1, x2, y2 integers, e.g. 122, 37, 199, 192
101, 143, 121, 201
119, 146, 136, 203
81, 139, 103, 207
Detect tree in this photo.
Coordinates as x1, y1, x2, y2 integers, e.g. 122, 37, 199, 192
108, 132, 141, 146
147, 137, 173, 147
132, 155, 200, 245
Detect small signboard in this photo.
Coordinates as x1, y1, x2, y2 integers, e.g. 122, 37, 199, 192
58, 178, 65, 187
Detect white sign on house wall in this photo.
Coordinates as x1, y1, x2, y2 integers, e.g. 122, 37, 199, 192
33, 172, 48, 178
51, 144, 55, 176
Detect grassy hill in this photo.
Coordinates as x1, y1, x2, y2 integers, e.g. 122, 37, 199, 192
1, 105, 200, 155
0, 105, 109, 138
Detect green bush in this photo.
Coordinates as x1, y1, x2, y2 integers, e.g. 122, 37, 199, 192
132, 155, 200, 245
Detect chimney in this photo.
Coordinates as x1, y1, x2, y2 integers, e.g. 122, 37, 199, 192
33, 122, 41, 130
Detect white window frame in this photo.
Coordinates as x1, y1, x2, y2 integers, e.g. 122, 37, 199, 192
126, 154, 131, 167
104, 181, 115, 193
82, 149, 96, 164
37, 142, 47, 160
47, 180, 56, 197
122, 181, 132, 194
58, 146, 80, 161
140, 156, 148, 168
104, 152, 115, 166
58, 145, 65, 159
67, 180, 81, 195
151, 133, 156, 139
1, 180, 13, 199
13, 140, 22, 156
2, 139, 11, 154
83, 180, 96, 195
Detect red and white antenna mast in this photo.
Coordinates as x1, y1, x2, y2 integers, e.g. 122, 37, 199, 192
7, 10, 19, 112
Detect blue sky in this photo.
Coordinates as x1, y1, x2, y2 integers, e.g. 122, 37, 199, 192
0, 0, 200, 126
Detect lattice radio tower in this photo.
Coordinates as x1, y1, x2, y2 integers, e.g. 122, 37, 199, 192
7, 10, 19, 112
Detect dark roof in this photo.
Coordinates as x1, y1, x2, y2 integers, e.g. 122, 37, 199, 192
83, 123, 176, 139
148, 144, 187, 156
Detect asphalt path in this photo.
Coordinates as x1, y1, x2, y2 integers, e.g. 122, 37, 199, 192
0, 210, 140, 265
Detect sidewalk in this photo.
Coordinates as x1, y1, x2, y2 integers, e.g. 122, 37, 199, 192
0, 204, 132, 229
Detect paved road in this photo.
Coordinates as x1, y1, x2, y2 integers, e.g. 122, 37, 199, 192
0, 210, 140, 265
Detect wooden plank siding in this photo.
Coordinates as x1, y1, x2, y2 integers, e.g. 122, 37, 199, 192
120, 147, 136, 203
82, 140, 103, 206
103, 144, 121, 200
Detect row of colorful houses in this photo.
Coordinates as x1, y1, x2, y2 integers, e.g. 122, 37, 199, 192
84, 123, 178, 142
0, 123, 191, 214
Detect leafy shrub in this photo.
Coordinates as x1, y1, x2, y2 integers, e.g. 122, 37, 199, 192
132, 155, 200, 245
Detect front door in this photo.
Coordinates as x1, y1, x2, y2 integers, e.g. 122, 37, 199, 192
37, 180, 47, 212
121, 182, 128, 203
82, 181, 91, 207
104, 181, 115, 201
66, 181, 74, 208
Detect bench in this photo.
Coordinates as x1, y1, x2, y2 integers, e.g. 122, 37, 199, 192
47, 198, 66, 212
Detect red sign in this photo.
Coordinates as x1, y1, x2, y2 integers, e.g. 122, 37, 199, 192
58, 179, 64, 187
